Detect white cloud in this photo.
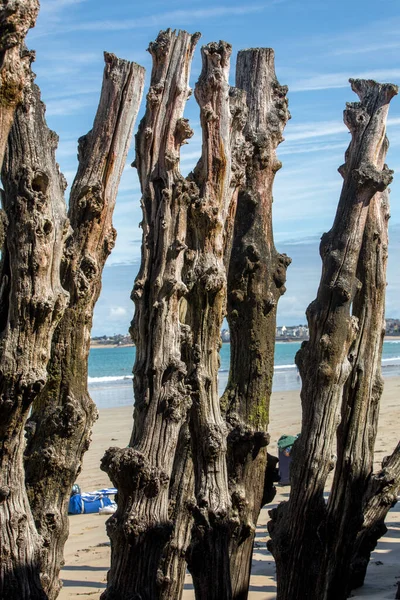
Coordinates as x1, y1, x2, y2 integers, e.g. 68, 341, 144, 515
110, 306, 129, 319
43, 2, 283, 34
331, 41, 400, 57
279, 116, 400, 155
45, 97, 94, 116
279, 142, 346, 156
290, 70, 400, 92
40, 0, 87, 14
284, 120, 346, 142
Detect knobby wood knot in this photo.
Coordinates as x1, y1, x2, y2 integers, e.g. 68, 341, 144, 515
131, 278, 145, 301
147, 82, 164, 107
101, 447, 169, 498
201, 102, 217, 122
344, 103, 369, 133
169, 239, 188, 259
231, 489, 249, 513
75, 254, 98, 298
198, 263, 225, 294
148, 30, 173, 59
0, 486, 11, 502
175, 118, 194, 145
165, 151, 179, 170
76, 183, 104, 217
227, 420, 270, 462
202, 422, 228, 460
174, 178, 199, 206
122, 513, 174, 542
352, 163, 393, 192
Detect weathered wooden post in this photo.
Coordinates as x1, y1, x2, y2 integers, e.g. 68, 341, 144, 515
222, 48, 290, 599
268, 78, 397, 600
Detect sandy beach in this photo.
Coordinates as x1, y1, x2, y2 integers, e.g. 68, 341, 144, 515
59, 377, 400, 599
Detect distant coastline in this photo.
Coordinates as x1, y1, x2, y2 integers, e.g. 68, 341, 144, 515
89, 333, 400, 349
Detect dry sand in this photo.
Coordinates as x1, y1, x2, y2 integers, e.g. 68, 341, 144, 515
59, 378, 400, 599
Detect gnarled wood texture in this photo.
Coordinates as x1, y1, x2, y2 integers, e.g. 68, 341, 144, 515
23, 53, 144, 600
268, 79, 397, 600
222, 48, 290, 600
0, 68, 69, 600
100, 29, 199, 600
160, 423, 195, 600
350, 441, 400, 590
320, 176, 391, 597
0, 0, 38, 167
183, 41, 248, 600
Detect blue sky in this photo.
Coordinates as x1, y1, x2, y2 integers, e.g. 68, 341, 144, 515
27, 0, 400, 335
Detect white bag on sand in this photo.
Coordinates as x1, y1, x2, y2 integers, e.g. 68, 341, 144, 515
99, 502, 117, 515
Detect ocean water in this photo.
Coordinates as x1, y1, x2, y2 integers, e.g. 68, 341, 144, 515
88, 340, 400, 409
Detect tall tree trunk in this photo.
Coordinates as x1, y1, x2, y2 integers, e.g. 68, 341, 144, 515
319, 179, 391, 597
268, 79, 397, 600
0, 68, 69, 600
100, 29, 200, 600
0, 0, 39, 166
183, 41, 248, 600
23, 53, 144, 600
221, 48, 290, 600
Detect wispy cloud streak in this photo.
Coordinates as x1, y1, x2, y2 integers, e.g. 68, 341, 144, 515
40, 2, 282, 34
290, 70, 400, 92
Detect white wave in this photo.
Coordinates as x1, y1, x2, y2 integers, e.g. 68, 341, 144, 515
88, 375, 133, 384
88, 357, 400, 384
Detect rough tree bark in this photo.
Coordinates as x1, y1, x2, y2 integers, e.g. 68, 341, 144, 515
320, 170, 392, 597
0, 67, 69, 600
345, 191, 400, 592
0, 0, 39, 167
268, 79, 397, 600
161, 423, 195, 600
183, 41, 248, 600
221, 48, 290, 600
350, 442, 400, 590
22, 53, 144, 600
100, 29, 200, 600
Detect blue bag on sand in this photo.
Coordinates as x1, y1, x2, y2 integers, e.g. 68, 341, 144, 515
68, 494, 84, 515
68, 491, 115, 515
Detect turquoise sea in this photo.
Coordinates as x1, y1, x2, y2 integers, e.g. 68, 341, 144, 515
88, 340, 400, 409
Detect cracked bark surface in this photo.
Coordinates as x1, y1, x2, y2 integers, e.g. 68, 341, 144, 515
183, 41, 248, 600
221, 48, 290, 600
22, 53, 144, 600
350, 442, 400, 590
321, 176, 392, 597
0, 67, 69, 600
0, 0, 39, 167
161, 423, 195, 600
100, 29, 199, 600
268, 79, 397, 600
